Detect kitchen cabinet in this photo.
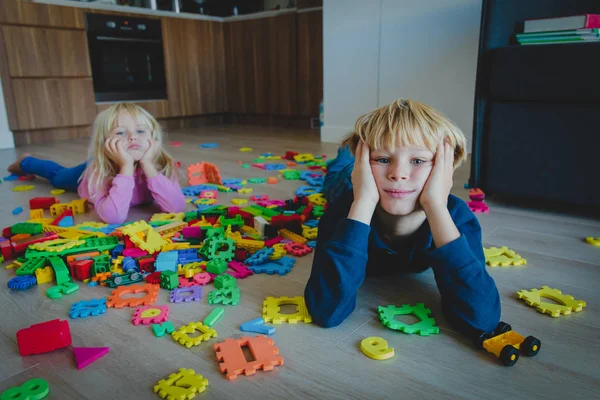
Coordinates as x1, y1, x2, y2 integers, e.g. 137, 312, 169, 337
297, 9, 322, 117
0, 1, 85, 28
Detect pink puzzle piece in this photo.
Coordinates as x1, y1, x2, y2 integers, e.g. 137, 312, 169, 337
467, 200, 489, 213
73, 347, 110, 369
227, 261, 253, 279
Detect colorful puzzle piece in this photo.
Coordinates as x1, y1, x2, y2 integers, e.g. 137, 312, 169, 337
378, 304, 439, 336
214, 335, 283, 380
516, 286, 586, 317
132, 305, 169, 325
262, 296, 312, 324
154, 368, 209, 399
208, 287, 240, 306
360, 336, 395, 360
107, 283, 159, 308
172, 322, 217, 348
73, 347, 110, 369
484, 246, 527, 267
240, 318, 275, 335
170, 287, 202, 303
69, 299, 107, 319
152, 321, 176, 337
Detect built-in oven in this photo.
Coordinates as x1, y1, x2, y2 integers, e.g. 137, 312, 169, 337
86, 13, 167, 102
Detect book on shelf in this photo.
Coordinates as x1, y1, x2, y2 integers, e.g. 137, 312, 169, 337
516, 28, 600, 45
524, 14, 600, 33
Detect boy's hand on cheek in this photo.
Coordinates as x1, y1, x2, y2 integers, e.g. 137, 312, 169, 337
420, 142, 454, 212
351, 142, 380, 207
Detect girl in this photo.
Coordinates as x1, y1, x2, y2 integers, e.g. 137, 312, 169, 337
8, 103, 186, 224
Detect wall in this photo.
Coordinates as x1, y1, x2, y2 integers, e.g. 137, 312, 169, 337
0, 77, 15, 149
321, 0, 482, 148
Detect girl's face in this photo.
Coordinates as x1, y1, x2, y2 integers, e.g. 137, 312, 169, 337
369, 145, 435, 216
107, 112, 152, 161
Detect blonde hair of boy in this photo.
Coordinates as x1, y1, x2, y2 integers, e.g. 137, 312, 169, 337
81, 102, 175, 194
341, 98, 468, 168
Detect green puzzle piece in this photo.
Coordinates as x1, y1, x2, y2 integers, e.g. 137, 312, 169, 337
208, 287, 240, 306
46, 281, 79, 299
378, 303, 440, 336
152, 321, 176, 337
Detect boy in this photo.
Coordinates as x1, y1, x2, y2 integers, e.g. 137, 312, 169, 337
304, 98, 500, 340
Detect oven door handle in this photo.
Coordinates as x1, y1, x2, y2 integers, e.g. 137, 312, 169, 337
95, 36, 162, 44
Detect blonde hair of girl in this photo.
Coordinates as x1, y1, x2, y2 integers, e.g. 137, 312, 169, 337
80, 102, 175, 194
341, 98, 468, 168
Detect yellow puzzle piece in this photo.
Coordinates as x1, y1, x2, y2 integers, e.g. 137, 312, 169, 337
484, 246, 527, 267
150, 213, 185, 222
516, 286, 586, 317
585, 237, 600, 246
360, 337, 395, 360
30, 238, 84, 252
171, 322, 217, 348
121, 221, 167, 253
154, 368, 209, 400
262, 296, 312, 324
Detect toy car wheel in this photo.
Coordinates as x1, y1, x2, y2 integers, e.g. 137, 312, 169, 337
522, 336, 541, 357
130, 273, 140, 281
113, 277, 123, 285
500, 345, 520, 366
494, 322, 512, 335
475, 332, 492, 349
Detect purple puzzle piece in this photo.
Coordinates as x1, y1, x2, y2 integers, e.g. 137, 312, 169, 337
169, 286, 202, 303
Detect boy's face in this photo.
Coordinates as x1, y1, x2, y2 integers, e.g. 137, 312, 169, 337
369, 145, 434, 215
107, 112, 152, 161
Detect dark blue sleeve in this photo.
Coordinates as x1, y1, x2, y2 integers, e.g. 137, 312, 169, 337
304, 198, 370, 327
426, 201, 501, 338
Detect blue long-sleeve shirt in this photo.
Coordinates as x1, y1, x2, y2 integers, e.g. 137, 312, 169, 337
304, 191, 501, 339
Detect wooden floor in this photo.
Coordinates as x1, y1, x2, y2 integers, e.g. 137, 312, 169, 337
0, 125, 598, 400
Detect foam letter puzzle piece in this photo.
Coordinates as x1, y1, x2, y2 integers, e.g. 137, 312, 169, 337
69, 298, 107, 319
585, 236, 600, 246
378, 304, 439, 336
154, 368, 209, 399
107, 283, 159, 308
208, 287, 240, 306
171, 322, 217, 348
240, 318, 275, 335
214, 335, 283, 380
170, 287, 202, 303
152, 321, 176, 337
248, 256, 296, 276
516, 286, 586, 317
203, 308, 225, 327
262, 296, 312, 324
73, 347, 110, 369
0, 378, 49, 400
360, 336, 395, 360
46, 281, 79, 299
483, 246, 527, 267
132, 305, 170, 325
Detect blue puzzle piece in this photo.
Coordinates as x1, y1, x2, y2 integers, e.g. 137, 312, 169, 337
303, 219, 319, 228
305, 176, 325, 187
8, 275, 37, 290
295, 186, 323, 196
196, 204, 214, 211
199, 142, 219, 148
300, 171, 323, 180
240, 318, 275, 335
264, 164, 286, 171
12, 207, 23, 215
178, 249, 202, 264
307, 240, 317, 248
260, 152, 273, 157
182, 184, 217, 196
222, 178, 243, 185
69, 298, 107, 319
3, 174, 18, 181
247, 256, 296, 275
245, 247, 274, 265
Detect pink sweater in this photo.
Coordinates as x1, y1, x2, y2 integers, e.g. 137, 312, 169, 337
78, 169, 186, 224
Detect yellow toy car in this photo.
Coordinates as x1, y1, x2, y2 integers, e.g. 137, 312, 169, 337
476, 322, 541, 366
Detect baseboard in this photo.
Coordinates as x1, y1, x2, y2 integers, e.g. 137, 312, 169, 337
0, 129, 15, 149
320, 125, 352, 144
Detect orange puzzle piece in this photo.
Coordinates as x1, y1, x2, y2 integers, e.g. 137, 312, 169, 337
187, 162, 222, 186
107, 283, 159, 308
214, 335, 283, 380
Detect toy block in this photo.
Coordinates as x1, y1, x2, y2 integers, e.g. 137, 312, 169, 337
160, 270, 179, 290
0, 378, 49, 400
72, 259, 94, 281
152, 321, 176, 337
107, 283, 159, 308
132, 305, 169, 325
263, 296, 311, 324
7, 275, 37, 290
203, 308, 225, 327
16, 257, 47, 276
12, 232, 59, 254
73, 347, 110, 370
68, 198, 88, 214
154, 368, 209, 399
214, 273, 236, 289
103, 271, 144, 288
170, 286, 202, 303
206, 259, 228, 275
17, 319, 72, 356
35, 266, 54, 284
214, 335, 283, 380
156, 251, 179, 272
57, 216, 74, 227
70, 299, 107, 319
29, 197, 58, 210
378, 304, 439, 336
233, 237, 265, 252
50, 203, 70, 217
187, 162, 222, 185
11, 222, 43, 235
150, 212, 185, 222
517, 286, 586, 317
91, 272, 112, 286
91, 254, 111, 275
467, 200, 489, 213
172, 322, 217, 348
240, 318, 275, 335
12, 207, 23, 215
278, 229, 307, 244
50, 209, 74, 226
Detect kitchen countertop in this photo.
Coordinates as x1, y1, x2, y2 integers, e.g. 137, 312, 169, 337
29, 0, 320, 22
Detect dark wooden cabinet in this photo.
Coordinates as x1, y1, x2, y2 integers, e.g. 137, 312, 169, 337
162, 17, 226, 117
0, 1, 85, 28
297, 10, 322, 117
